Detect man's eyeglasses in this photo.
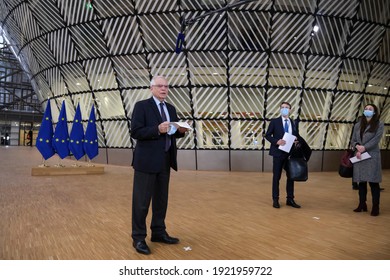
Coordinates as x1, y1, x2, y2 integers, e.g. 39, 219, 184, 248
153, 85, 169, 89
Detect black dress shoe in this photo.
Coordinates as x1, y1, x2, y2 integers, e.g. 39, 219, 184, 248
286, 199, 301, 208
151, 234, 180, 244
273, 200, 280, 208
133, 241, 151, 255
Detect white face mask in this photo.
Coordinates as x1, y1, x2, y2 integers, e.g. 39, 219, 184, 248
280, 108, 289, 116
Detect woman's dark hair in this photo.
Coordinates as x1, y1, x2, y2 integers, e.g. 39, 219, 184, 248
359, 103, 380, 138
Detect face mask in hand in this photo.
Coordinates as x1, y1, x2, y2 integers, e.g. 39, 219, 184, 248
363, 110, 374, 118
167, 124, 177, 135
280, 108, 289, 116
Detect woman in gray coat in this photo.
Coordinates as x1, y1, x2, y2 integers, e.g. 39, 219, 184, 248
351, 104, 384, 216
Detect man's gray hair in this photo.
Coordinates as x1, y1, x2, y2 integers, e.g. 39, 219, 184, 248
150, 75, 167, 87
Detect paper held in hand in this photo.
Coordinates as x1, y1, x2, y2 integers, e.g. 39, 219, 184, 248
278, 132, 295, 153
171, 122, 192, 130
349, 152, 371, 163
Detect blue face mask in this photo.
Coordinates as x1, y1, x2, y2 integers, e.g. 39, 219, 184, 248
280, 108, 289, 116
167, 124, 177, 135
363, 110, 374, 118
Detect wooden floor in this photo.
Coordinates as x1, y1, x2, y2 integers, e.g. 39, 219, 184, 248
0, 146, 389, 260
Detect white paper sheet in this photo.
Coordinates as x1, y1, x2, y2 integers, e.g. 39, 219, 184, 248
349, 152, 371, 163
278, 132, 296, 153
171, 122, 192, 130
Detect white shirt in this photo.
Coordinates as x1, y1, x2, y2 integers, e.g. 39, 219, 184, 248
153, 96, 176, 135
153, 96, 170, 122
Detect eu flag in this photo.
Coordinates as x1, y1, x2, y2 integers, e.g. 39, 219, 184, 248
84, 105, 99, 160
52, 101, 70, 159
36, 101, 55, 160
69, 104, 85, 160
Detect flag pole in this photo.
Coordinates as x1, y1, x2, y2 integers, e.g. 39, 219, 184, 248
71, 158, 81, 167
55, 157, 65, 168
38, 157, 48, 168
86, 158, 94, 167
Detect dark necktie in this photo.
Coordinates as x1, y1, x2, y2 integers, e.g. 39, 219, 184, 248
159, 103, 170, 151
284, 119, 289, 133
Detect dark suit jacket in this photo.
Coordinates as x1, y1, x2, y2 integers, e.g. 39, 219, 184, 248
265, 117, 299, 157
131, 97, 185, 173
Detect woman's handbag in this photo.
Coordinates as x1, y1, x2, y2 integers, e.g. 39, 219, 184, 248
286, 157, 308, 181
338, 149, 354, 178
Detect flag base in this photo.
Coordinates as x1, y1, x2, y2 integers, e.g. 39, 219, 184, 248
31, 166, 104, 176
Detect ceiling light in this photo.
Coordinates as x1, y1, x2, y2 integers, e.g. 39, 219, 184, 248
313, 25, 319, 32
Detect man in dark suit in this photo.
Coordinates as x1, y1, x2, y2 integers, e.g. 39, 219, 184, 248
265, 101, 301, 209
131, 75, 188, 255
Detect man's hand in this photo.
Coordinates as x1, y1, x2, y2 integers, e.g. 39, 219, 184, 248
277, 139, 286, 146
178, 127, 188, 133
158, 121, 170, 134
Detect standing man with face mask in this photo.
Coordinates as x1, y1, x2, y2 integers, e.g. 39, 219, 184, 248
131, 75, 189, 255
265, 102, 301, 209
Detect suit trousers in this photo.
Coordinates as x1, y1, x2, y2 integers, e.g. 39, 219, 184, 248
272, 154, 295, 200
132, 152, 171, 242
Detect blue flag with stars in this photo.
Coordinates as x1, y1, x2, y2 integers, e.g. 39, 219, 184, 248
52, 101, 70, 159
69, 104, 85, 160
84, 105, 99, 160
36, 101, 55, 160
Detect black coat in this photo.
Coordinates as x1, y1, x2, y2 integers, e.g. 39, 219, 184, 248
265, 117, 299, 157
131, 97, 185, 172
265, 117, 312, 161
